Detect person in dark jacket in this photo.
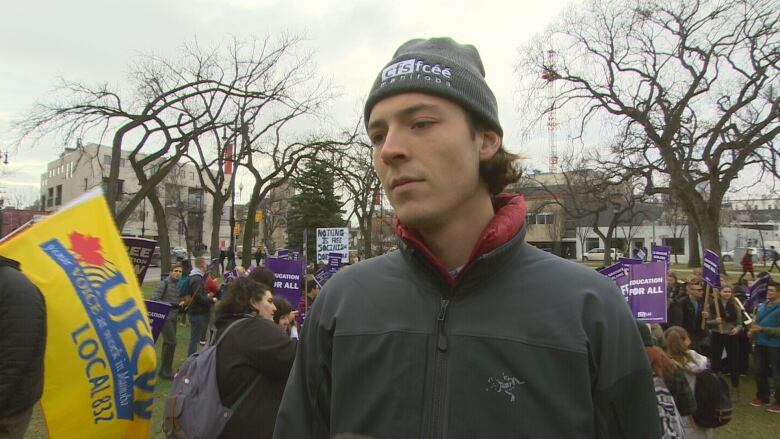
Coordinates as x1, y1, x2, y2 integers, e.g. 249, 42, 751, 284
0, 256, 46, 439
214, 277, 296, 439
274, 37, 660, 439
185, 257, 216, 356
152, 262, 183, 379
669, 277, 708, 355
704, 284, 744, 399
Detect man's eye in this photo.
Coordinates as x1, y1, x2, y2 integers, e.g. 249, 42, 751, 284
412, 120, 433, 129
370, 133, 385, 146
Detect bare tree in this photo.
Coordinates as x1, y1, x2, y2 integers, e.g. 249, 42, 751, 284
517, 0, 780, 263
661, 194, 689, 265
329, 127, 382, 260
16, 34, 316, 238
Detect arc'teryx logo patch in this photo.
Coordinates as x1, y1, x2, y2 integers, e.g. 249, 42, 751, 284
485, 373, 526, 403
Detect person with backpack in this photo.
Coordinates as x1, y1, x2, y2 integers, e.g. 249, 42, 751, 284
185, 257, 217, 356
151, 262, 183, 380
665, 326, 714, 439
638, 322, 694, 438
214, 277, 296, 438
748, 280, 780, 413
703, 285, 744, 401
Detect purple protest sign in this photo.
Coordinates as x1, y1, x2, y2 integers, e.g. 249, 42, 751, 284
598, 262, 626, 281
328, 252, 342, 273
123, 237, 157, 284
266, 256, 304, 307
276, 248, 290, 259
651, 244, 671, 264
745, 274, 770, 310
621, 261, 668, 323
313, 267, 330, 287
291, 251, 300, 261
144, 300, 172, 342
702, 250, 721, 289
619, 257, 642, 270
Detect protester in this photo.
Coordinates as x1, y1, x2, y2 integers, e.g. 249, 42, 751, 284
274, 37, 659, 438
219, 248, 226, 273
0, 256, 46, 439
185, 257, 217, 356
638, 323, 694, 438
747, 280, 780, 413
732, 280, 752, 376
295, 279, 319, 327
669, 277, 708, 355
770, 246, 780, 273
248, 266, 276, 290
272, 296, 297, 338
703, 285, 744, 400
255, 247, 263, 266
739, 249, 755, 282
665, 326, 712, 439
214, 277, 296, 439
178, 259, 193, 327
152, 262, 183, 379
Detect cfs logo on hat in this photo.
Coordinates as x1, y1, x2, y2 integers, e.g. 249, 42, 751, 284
380, 58, 453, 86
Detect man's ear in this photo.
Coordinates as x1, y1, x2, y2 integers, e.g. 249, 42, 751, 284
478, 130, 501, 161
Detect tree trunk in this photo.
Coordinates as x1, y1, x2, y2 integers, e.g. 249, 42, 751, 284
209, 198, 225, 260
148, 193, 171, 275
241, 193, 262, 268
688, 223, 701, 268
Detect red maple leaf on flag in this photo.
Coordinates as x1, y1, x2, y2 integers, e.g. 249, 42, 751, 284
69, 231, 105, 266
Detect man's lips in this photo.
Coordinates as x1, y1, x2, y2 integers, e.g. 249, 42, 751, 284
390, 178, 422, 190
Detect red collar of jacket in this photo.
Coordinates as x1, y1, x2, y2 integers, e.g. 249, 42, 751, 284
394, 193, 527, 287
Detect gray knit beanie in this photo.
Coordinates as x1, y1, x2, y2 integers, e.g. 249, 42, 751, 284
364, 37, 502, 136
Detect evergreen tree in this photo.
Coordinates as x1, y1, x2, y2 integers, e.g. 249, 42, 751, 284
286, 160, 345, 265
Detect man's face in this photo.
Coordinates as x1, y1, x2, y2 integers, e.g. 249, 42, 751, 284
688, 283, 704, 299
368, 93, 499, 231
768, 286, 779, 302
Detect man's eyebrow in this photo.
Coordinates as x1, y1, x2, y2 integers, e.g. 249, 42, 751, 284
367, 103, 442, 131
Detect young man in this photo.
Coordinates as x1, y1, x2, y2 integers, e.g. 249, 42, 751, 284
749, 281, 780, 413
274, 37, 659, 438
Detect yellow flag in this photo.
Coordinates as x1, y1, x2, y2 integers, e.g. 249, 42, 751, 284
0, 189, 156, 439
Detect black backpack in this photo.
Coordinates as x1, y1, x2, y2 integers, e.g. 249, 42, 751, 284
692, 369, 732, 428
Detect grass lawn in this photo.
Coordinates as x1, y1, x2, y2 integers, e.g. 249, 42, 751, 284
22, 270, 780, 438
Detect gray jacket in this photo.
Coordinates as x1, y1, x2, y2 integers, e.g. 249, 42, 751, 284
152, 276, 181, 307
274, 226, 660, 438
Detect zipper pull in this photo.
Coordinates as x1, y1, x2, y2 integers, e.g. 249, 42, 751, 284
437, 299, 450, 352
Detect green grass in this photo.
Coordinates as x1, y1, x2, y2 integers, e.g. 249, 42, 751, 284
23, 276, 779, 438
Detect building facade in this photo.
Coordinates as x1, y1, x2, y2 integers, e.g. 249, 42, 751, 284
40, 143, 226, 253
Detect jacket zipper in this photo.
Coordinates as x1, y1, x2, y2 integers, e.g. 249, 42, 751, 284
428, 296, 451, 439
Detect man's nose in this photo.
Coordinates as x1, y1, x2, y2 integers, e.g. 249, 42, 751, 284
379, 126, 410, 164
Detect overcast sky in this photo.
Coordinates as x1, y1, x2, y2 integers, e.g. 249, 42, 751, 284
0, 0, 579, 203
1, 0, 772, 206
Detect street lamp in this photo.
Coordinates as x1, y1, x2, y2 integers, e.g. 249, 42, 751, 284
238, 182, 244, 203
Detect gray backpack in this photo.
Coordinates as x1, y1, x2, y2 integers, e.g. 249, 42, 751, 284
163, 318, 261, 439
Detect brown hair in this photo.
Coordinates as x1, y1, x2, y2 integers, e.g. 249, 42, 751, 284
466, 111, 521, 195
645, 346, 677, 385
664, 326, 693, 365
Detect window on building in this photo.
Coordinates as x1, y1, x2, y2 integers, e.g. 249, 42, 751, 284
526, 214, 537, 225
585, 237, 600, 251
55, 185, 63, 206
537, 213, 555, 225
47, 188, 54, 207
101, 178, 124, 200
84, 178, 89, 191
663, 238, 685, 255
103, 155, 112, 165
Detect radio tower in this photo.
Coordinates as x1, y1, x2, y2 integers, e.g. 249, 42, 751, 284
542, 49, 559, 173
